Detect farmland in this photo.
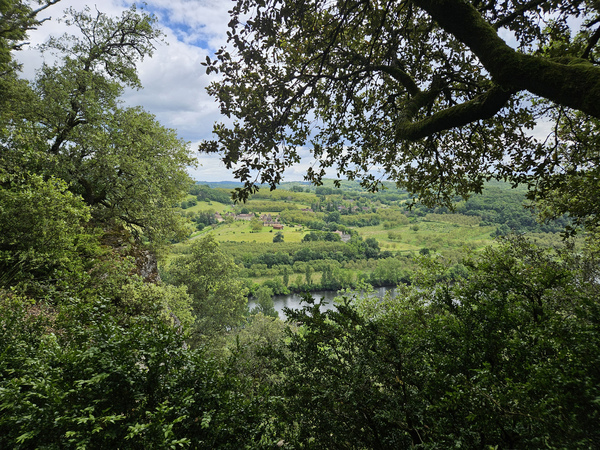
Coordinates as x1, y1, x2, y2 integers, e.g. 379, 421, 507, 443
167, 180, 572, 295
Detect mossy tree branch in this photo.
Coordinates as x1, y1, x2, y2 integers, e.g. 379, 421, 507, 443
414, 0, 600, 119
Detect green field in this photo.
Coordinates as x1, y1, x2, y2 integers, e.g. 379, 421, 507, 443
200, 221, 307, 244
182, 196, 231, 213
356, 220, 496, 254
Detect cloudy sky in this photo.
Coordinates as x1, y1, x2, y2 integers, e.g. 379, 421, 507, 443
16, 0, 322, 182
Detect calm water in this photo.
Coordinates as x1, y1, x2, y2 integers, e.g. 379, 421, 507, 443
249, 286, 399, 320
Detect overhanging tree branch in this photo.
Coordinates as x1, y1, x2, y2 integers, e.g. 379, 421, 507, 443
414, 0, 600, 119
395, 84, 514, 141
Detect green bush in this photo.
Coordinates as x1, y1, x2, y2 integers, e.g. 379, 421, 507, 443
272, 238, 600, 448
0, 295, 271, 449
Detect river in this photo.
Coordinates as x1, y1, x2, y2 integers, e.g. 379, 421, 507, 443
249, 286, 400, 320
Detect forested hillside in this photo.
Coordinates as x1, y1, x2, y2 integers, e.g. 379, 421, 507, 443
2, 1, 600, 449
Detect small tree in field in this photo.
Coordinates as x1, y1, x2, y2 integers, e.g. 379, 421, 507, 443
250, 218, 263, 232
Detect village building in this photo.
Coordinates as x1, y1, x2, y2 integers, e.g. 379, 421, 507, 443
334, 230, 352, 242
235, 213, 255, 221
261, 213, 283, 228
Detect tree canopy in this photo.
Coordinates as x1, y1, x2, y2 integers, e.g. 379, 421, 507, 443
3, 2, 600, 447
0, 3, 195, 294
202, 0, 600, 229
1, 4, 194, 245
274, 237, 600, 447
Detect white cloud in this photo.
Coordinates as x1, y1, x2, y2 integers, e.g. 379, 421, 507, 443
530, 119, 554, 143
121, 32, 220, 142
18, 0, 229, 136
188, 144, 342, 183
139, 0, 232, 49
189, 145, 231, 182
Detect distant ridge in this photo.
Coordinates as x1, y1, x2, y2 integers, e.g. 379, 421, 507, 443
194, 180, 312, 189
194, 181, 246, 189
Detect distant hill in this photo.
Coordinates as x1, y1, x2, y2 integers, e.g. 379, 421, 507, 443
194, 179, 402, 193
195, 181, 246, 189
195, 180, 314, 190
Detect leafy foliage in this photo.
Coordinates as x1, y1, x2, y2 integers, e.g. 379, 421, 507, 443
0, 173, 90, 284
0, 5, 277, 449
4, 2, 600, 448
0, 1, 60, 74
0, 4, 196, 298
0, 295, 271, 449
3, 5, 194, 244
202, 0, 600, 230
272, 237, 600, 447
